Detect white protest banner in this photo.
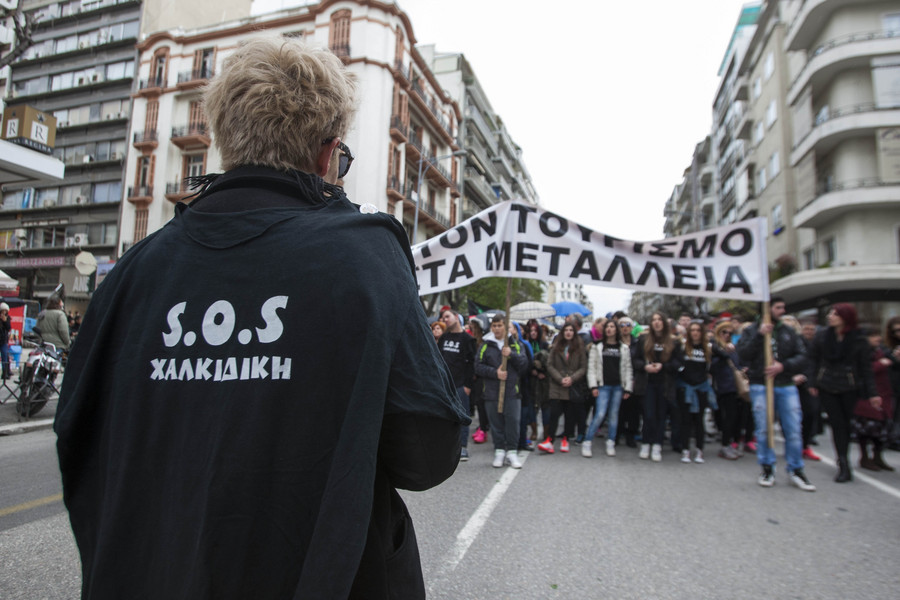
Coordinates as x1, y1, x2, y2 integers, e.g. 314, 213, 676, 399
412, 200, 770, 301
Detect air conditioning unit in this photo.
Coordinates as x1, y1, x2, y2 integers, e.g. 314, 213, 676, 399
14, 229, 26, 239
91, 73, 99, 82
105, 113, 112, 120
64, 236, 77, 248
110, 152, 120, 160
73, 233, 89, 246
116, 112, 125, 118
74, 196, 86, 204
79, 41, 86, 49
82, 155, 93, 164
59, 121, 69, 127
77, 77, 86, 86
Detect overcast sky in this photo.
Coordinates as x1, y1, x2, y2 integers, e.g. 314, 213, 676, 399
253, 0, 758, 313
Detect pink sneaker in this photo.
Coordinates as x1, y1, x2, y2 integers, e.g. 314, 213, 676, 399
472, 428, 486, 444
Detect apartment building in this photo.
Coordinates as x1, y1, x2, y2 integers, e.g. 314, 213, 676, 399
121, 1, 463, 248
426, 49, 539, 222
772, 0, 900, 318
663, 0, 900, 323
1, 0, 142, 312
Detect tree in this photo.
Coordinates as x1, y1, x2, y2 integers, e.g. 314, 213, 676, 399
433, 277, 545, 315
0, 7, 36, 69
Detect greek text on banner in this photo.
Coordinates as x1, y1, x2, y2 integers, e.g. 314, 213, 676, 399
412, 201, 770, 302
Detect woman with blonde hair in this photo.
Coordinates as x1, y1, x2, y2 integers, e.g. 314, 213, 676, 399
710, 320, 745, 460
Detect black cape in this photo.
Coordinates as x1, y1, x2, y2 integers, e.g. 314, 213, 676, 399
55, 167, 468, 599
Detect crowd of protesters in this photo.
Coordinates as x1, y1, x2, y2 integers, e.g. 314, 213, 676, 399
434, 298, 899, 492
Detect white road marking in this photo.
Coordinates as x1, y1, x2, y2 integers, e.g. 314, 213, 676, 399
816, 454, 900, 500
427, 453, 528, 593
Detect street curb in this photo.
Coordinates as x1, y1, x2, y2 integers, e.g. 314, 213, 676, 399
0, 418, 54, 436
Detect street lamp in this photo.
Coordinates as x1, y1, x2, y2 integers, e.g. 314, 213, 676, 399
412, 150, 467, 244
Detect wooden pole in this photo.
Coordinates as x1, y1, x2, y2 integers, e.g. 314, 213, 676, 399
497, 278, 512, 413
762, 301, 775, 449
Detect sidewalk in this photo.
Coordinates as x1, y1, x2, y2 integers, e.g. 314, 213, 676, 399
0, 379, 57, 436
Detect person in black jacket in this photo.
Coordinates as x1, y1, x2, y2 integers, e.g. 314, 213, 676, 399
0, 302, 11, 380
808, 303, 882, 483
475, 314, 529, 468
737, 298, 815, 491
55, 36, 468, 600
438, 309, 476, 462
632, 311, 682, 463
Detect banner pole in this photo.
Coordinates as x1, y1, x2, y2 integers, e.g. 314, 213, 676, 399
762, 301, 775, 450
497, 278, 512, 413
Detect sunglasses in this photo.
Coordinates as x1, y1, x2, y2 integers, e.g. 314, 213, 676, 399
323, 138, 354, 179
619, 323, 632, 328
337, 141, 354, 178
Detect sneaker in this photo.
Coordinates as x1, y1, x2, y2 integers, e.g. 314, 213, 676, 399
745, 440, 758, 452
472, 428, 486, 444
523, 440, 535, 452
537, 437, 555, 454
460, 448, 469, 462
802, 447, 822, 461
789, 469, 816, 492
681, 449, 691, 463
639, 444, 651, 460
694, 450, 704, 464
506, 450, 523, 469
560, 437, 570, 453
718, 447, 738, 460
574, 434, 585, 445
730, 442, 744, 458
758, 464, 775, 487
581, 440, 593, 457
625, 437, 637, 448
606, 439, 616, 457
492, 449, 506, 468
651, 444, 662, 462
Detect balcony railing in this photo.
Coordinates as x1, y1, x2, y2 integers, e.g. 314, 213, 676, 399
792, 29, 900, 90
128, 185, 153, 198
171, 123, 208, 138
793, 103, 880, 150
138, 76, 166, 90
133, 130, 158, 144
411, 79, 453, 138
394, 60, 412, 82
417, 200, 450, 229
177, 68, 214, 84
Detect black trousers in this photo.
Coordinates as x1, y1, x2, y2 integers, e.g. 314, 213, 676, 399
677, 390, 708, 451
717, 391, 740, 446
549, 400, 581, 440
617, 393, 642, 441
820, 389, 857, 460
799, 385, 821, 448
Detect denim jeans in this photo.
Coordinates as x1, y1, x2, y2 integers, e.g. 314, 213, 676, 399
585, 385, 623, 442
456, 386, 470, 448
750, 384, 804, 472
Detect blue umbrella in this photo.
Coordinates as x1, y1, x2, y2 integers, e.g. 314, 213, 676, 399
552, 301, 592, 318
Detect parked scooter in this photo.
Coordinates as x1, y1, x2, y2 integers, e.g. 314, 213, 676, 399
16, 327, 64, 418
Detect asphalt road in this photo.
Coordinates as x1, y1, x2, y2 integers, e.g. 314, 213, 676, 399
2, 428, 899, 599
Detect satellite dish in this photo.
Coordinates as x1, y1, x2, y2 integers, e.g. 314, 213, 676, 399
74, 251, 98, 275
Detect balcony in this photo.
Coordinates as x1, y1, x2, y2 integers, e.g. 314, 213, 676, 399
788, 30, 900, 104
464, 168, 498, 205
791, 105, 900, 166
127, 185, 153, 206
393, 60, 412, 83
466, 106, 497, 154
387, 175, 405, 202
793, 179, 900, 229
330, 44, 351, 59
399, 197, 450, 234
771, 264, 900, 311
176, 68, 214, 90
164, 181, 193, 203
737, 197, 758, 221
410, 79, 454, 141
136, 76, 166, 97
132, 130, 158, 152
170, 123, 211, 150
786, 0, 860, 52
390, 114, 408, 143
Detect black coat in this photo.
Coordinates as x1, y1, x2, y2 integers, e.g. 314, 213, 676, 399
809, 327, 877, 398
55, 167, 469, 600
737, 320, 808, 386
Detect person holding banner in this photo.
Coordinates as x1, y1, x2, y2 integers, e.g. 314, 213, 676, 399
737, 298, 816, 491
539, 323, 587, 454
475, 314, 528, 468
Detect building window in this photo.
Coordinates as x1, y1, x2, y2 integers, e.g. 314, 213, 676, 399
765, 99, 777, 128
184, 153, 205, 179
329, 9, 351, 57
134, 208, 149, 243
752, 77, 761, 100
883, 13, 900, 34
803, 247, 816, 270
193, 47, 216, 79
771, 204, 783, 234
769, 151, 780, 180
763, 51, 774, 82
822, 238, 836, 265
145, 100, 159, 133
756, 166, 767, 192
93, 181, 122, 204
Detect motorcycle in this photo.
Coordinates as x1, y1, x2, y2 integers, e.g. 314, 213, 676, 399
16, 335, 64, 418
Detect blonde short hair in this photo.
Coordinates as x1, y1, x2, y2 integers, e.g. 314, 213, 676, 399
203, 35, 358, 173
